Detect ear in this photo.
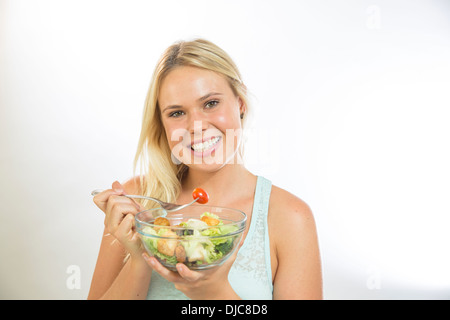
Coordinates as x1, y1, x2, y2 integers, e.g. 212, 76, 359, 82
238, 96, 246, 116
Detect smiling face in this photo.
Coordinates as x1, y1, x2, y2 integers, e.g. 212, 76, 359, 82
158, 66, 245, 172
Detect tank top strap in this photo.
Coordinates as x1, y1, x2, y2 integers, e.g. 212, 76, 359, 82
257, 176, 272, 217
256, 176, 273, 289
240, 175, 272, 252
228, 175, 274, 299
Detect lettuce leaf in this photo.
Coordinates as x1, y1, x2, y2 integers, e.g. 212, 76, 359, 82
141, 230, 178, 265
204, 241, 223, 263
215, 238, 234, 255
200, 212, 221, 221
199, 213, 238, 246
150, 244, 178, 265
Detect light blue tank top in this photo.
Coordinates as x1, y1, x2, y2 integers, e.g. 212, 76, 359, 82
146, 176, 273, 300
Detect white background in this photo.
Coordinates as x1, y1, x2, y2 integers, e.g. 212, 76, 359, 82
1, 0, 450, 299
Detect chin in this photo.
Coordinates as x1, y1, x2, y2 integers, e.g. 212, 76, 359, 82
178, 151, 242, 173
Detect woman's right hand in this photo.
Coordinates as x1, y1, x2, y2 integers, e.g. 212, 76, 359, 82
93, 181, 145, 259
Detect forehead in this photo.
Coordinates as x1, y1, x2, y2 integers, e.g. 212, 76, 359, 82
159, 66, 232, 106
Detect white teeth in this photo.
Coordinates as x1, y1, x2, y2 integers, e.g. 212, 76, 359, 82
191, 137, 220, 152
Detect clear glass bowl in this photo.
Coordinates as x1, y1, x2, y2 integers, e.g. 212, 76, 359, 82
135, 205, 247, 271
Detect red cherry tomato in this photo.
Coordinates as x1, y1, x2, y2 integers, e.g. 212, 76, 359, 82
192, 188, 209, 204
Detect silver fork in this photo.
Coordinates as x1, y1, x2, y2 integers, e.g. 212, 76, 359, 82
90, 189, 199, 212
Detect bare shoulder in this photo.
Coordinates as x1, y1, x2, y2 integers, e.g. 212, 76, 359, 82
267, 185, 323, 299
268, 184, 315, 226
267, 185, 318, 244
122, 176, 142, 194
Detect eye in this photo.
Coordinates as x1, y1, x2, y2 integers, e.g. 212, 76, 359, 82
204, 100, 219, 109
168, 110, 185, 118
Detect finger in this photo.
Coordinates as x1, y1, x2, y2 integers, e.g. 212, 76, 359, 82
93, 180, 124, 206
105, 201, 140, 235
110, 181, 144, 211
105, 206, 138, 235
93, 189, 121, 212
176, 263, 202, 282
105, 194, 142, 216
125, 196, 145, 212
104, 195, 141, 233
143, 254, 180, 283
106, 194, 142, 216
112, 180, 124, 194
114, 214, 135, 242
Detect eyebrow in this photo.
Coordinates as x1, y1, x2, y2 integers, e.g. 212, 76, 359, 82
162, 92, 223, 112
198, 92, 222, 102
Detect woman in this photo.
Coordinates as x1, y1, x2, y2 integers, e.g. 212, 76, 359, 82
88, 39, 322, 300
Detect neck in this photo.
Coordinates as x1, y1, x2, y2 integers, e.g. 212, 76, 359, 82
182, 164, 254, 206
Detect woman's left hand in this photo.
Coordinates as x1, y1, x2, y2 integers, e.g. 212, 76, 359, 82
142, 240, 243, 300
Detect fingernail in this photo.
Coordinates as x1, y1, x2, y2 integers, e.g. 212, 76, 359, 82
144, 255, 155, 267
176, 263, 186, 274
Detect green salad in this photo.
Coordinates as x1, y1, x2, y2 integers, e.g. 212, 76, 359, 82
141, 212, 239, 268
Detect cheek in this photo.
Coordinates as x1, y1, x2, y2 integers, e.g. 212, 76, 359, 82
213, 108, 241, 130
163, 124, 181, 147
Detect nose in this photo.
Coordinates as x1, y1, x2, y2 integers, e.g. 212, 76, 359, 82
187, 110, 209, 135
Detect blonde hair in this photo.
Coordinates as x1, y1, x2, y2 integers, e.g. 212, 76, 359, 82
133, 38, 250, 208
